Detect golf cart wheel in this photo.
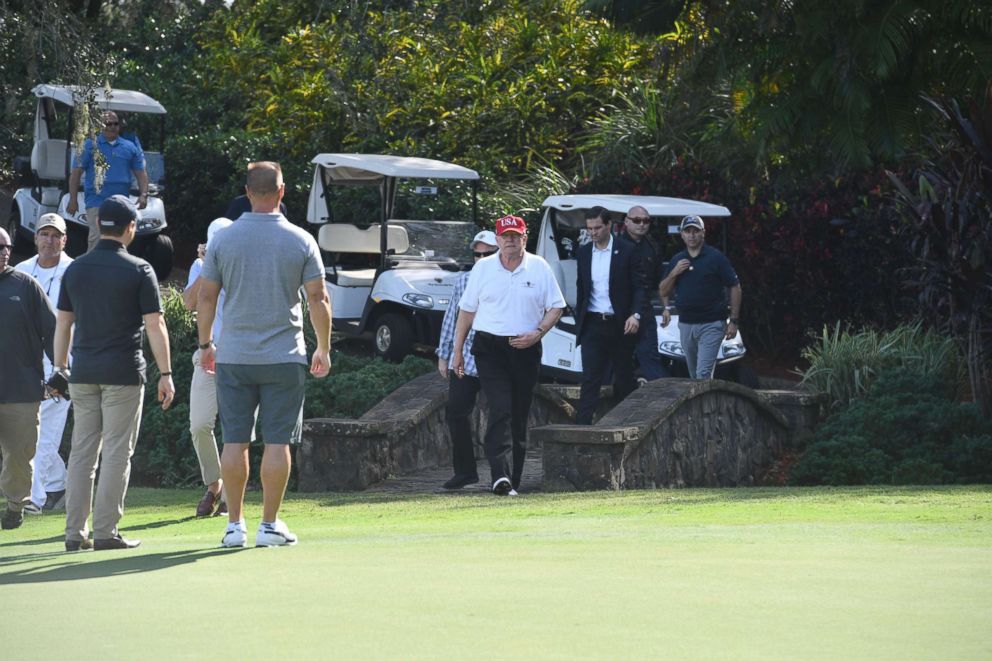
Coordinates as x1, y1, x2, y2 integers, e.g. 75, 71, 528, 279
6, 207, 35, 256
373, 313, 413, 363
143, 233, 174, 282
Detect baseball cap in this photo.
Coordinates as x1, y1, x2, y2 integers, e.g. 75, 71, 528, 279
470, 230, 497, 249
206, 217, 233, 248
36, 213, 67, 234
495, 215, 526, 235
98, 195, 138, 227
680, 215, 705, 231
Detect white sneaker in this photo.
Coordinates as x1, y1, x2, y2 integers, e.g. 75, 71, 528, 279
508, 489, 519, 497
23, 502, 43, 515
256, 519, 298, 547
492, 477, 512, 496
221, 523, 247, 548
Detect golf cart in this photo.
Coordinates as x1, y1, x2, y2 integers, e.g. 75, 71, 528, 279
533, 194, 756, 385
9, 84, 173, 280
306, 154, 481, 361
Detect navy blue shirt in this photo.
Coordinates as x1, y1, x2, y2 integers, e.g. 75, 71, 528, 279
57, 240, 162, 385
664, 244, 739, 324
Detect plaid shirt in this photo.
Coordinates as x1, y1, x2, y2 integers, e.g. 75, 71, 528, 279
436, 271, 478, 377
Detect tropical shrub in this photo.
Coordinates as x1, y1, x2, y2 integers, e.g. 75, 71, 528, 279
799, 323, 963, 413
789, 368, 992, 486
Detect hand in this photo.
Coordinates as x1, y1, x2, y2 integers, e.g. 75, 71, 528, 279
197, 243, 206, 259
310, 348, 331, 377
200, 344, 216, 375
660, 309, 671, 328
509, 330, 542, 349
138, 194, 148, 210
158, 375, 175, 410
451, 352, 465, 378
624, 315, 640, 335
725, 321, 738, 340
437, 357, 448, 379
67, 198, 78, 215
672, 259, 692, 276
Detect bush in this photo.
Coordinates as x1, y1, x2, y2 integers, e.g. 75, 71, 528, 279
133, 287, 433, 487
789, 368, 992, 486
799, 322, 963, 413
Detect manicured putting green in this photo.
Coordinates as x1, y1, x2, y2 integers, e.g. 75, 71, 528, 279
1, 486, 989, 659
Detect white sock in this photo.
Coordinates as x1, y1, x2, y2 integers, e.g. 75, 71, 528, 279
227, 520, 246, 531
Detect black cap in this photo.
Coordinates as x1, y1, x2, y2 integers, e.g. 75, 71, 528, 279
99, 195, 138, 227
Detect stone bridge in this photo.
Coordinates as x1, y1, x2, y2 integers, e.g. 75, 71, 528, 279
298, 372, 819, 492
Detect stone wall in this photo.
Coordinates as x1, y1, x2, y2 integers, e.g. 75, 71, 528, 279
298, 372, 574, 491
536, 379, 793, 491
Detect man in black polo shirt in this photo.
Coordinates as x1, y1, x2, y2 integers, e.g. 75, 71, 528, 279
53, 195, 175, 552
659, 215, 741, 379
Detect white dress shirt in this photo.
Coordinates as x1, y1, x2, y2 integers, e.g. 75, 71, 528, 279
588, 236, 614, 314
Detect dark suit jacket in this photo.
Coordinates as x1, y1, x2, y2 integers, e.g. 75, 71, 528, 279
574, 237, 647, 346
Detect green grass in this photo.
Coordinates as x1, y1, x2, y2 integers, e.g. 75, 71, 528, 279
2, 487, 990, 660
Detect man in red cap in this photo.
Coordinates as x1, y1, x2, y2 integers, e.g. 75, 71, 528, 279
451, 215, 565, 495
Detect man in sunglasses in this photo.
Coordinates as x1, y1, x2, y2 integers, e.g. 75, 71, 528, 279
67, 111, 149, 252
0, 228, 56, 531
617, 205, 668, 381
451, 215, 565, 496
436, 230, 498, 490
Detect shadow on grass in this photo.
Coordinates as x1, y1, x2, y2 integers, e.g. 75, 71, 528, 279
0, 547, 242, 584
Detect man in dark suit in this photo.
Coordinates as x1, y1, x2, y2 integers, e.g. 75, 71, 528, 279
574, 206, 647, 424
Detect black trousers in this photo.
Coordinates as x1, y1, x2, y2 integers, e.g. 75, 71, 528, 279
446, 372, 480, 478
472, 331, 541, 488
576, 315, 636, 424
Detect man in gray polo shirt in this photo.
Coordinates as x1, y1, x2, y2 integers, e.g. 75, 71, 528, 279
54, 195, 175, 552
198, 161, 332, 549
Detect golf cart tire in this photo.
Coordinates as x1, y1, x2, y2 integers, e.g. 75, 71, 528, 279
6, 207, 35, 256
373, 312, 414, 363
143, 233, 174, 282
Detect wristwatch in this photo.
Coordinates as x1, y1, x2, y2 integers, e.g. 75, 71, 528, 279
199, 340, 213, 350
633, 313, 641, 321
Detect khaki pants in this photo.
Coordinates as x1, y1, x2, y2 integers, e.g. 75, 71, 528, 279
0, 402, 40, 512
65, 383, 143, 542
86, 206, 101, 252
189, 350, 222, 485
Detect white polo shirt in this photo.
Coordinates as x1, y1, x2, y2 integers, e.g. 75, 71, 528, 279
459, 251, 565, 336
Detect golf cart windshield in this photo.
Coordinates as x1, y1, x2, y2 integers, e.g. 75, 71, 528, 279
390, 220, 479, 265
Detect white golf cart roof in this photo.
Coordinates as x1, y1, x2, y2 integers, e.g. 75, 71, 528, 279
542, 194, 730, 218
311, 153, 480, 182
32, 84, 167, 114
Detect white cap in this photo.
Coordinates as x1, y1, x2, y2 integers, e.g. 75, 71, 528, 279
470, 230, 497, 250
36, 213, 67, 234
206, 217, 233, 248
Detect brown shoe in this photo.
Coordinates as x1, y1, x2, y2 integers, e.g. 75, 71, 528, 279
196, 489, 220, 518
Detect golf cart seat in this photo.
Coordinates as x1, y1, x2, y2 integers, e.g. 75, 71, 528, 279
31, 139, 69, 181
318, 223, 410, 254
334, 268, 378, 287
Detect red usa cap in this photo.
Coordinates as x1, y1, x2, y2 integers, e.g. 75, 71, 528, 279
495, 215, 526, 235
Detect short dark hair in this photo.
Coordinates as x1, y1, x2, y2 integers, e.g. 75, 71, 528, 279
585, 206, 609, 223
100, 223, 129, 237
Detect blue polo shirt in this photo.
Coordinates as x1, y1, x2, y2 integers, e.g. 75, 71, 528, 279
72, 134, 145, 209
665, 244, 739, 324
57, 240, 162, 385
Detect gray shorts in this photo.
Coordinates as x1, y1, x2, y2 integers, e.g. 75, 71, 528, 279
216, 363, 306, 445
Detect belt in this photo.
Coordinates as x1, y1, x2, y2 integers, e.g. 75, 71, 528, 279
589, 312, 615, 321
476, 331, 515, 342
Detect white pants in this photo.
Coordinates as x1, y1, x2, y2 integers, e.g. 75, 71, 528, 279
31, 396, 70, 505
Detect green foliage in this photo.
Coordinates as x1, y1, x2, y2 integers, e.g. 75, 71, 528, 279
799, 323, 963, 413
790, 368, 992, 486
133, 287, 432, 487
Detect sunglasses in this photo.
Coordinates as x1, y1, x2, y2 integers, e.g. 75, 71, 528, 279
474, 250, 497, 258
0, 244, 11, 251
626, 216, 650, 225
104, 121, 120, 127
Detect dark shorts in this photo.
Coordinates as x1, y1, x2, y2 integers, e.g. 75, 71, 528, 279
215, 363, 306, 445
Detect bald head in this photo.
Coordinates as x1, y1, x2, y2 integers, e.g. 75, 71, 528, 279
0, 228, 11, 269
624, 205, 651, 240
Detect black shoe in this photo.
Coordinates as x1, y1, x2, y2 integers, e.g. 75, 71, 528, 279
65, 538, 93, 552
443, 474, 480, 490
43, 490, 66, 511
492, 477, 512, 496
93, 535, 141, 550
1, 508, 23, 530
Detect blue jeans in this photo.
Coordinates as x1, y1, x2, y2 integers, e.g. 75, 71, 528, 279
679, 320, 726, 379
